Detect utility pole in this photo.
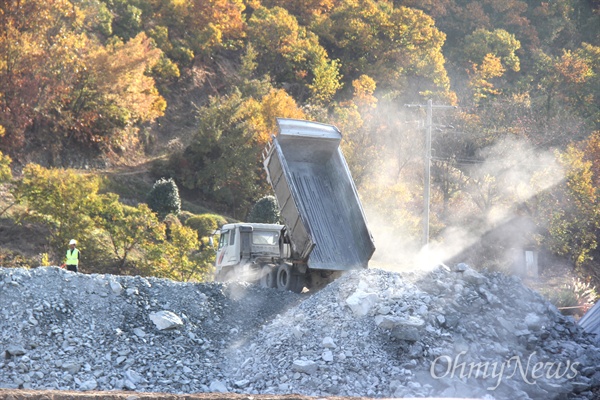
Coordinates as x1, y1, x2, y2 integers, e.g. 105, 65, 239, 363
405, 99, 456, 247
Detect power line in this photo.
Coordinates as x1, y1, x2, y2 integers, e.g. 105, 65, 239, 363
405, 100, 457, 247
430, 156, 560, 168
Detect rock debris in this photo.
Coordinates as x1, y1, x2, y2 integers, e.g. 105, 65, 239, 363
1, 265, 599, 399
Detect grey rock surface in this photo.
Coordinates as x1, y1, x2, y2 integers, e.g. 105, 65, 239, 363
0, 265, 598, 400
149, 310, 184, 331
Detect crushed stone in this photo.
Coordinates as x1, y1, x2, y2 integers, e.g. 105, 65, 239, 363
1, 265, 599, 399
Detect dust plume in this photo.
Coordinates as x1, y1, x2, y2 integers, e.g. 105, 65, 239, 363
361, 130, 565, 274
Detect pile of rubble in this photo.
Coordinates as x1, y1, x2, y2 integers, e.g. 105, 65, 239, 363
229, 265, 600, 399
1, 265, 599, 399
0, 266, 301, 394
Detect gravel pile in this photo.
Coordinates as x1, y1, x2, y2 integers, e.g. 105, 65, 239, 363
0, 266, 301, 393
1, 265, 600, 399
229, 265, 600, 399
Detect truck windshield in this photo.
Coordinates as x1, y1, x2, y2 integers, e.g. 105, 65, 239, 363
218, 231, 229, 249
252, 230, 279, 245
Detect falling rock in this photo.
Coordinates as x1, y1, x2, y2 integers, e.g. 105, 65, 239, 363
209, 380, 228, 393
62, 362, 82, 374
572, 381, 592, 393
453, 263, 469, 272
375, 314, 425, 329
234, 379, 250, 388
292, 359, 318, 375
292, 326, 304, 339
346, 290, 379, 317
124, 379, 137, 391
149, 310, 183, 330
322, 337, 336, 348
436, 315, 446, 326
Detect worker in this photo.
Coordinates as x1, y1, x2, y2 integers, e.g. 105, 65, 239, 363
60, 239, 80, 272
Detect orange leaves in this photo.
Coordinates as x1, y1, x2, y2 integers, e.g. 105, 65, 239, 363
237, 88, 306, 146
259, 89, 305, 137
178, 0, 246, 53
351, 74, 377, 109
468, 54, 505, 103
0, 1, 166, 155
556, 50, 593, 85
91, 33, 165, 122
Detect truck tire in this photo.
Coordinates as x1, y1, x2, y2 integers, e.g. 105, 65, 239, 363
260, 265, 276, 288
276, 264, 303, 293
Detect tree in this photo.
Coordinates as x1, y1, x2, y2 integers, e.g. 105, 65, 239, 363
462, 28, 521, 72
553, 44, 600, 124
146, 0, 246, 59
259, 88, 306, 134
460, 29, 521, 104
171, 90, 272, 218
247, 195, 280, 223
468, 54, 507, 104
314, 1, 452, 100
0, 0, 166, 158
259, 0, 337, 25
94, 195, 164, 271
13, 164, 101, 258
538, 145, 598, 270
0, 150, 11, 182
185, 214, 227, 238
246, 6, 342, 103
147, 177, 181, 219
104, 0, 143, 41
143, 223, 212, 282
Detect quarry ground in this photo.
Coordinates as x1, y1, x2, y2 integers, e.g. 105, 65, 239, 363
0, 389, 318, 399
1, 265, 599, 400
0, 389, 479, 400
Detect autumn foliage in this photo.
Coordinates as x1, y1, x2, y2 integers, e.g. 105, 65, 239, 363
0, 0, 598, 285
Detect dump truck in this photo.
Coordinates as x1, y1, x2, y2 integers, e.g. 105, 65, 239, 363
214, 118, 375, 292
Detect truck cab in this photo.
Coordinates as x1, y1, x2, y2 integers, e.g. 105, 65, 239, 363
214, 223, 290, 283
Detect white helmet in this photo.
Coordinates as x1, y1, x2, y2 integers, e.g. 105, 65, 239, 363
69, 239, 77, 245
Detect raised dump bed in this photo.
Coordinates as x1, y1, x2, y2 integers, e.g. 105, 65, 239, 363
264, 118, 375, 271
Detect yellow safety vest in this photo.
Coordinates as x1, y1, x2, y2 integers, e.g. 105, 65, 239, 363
66, 248, 80, 266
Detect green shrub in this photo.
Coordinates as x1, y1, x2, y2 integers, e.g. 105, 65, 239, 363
541, 278, 598, 317
185, 214, 227, 238
147, 178, 181, 219
247, 195, 280, 224
178, 210, 195, 224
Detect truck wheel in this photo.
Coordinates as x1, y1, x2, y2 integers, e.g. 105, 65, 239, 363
260, 265, 276, 288
292, 273, 306, 293
276, 264, 303, 293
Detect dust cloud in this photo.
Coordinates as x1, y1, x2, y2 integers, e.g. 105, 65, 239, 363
361, 129, 564, 274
